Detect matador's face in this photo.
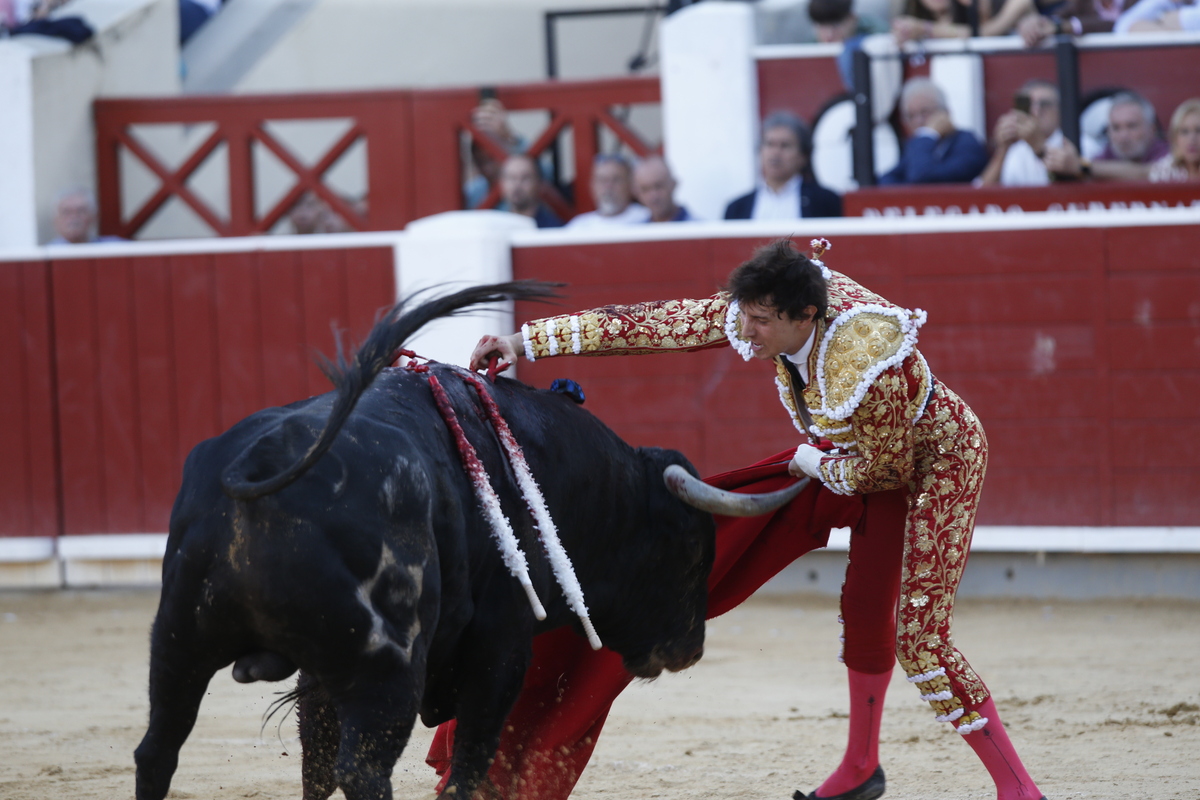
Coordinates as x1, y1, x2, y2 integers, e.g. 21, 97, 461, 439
739, 301, 817, 361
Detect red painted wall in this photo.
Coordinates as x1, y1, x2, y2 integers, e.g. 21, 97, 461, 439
757, 56, 847, 126
4, 224, 1195, 538
844, 181, 1200, 216
0, 262, 61, 537
0, 246, 394, 537
511, 226, 1200, 526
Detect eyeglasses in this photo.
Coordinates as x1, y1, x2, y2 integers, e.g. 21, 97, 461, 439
902, 104, 939, 123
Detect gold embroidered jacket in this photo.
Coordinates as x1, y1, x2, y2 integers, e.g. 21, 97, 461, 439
520, 270, 943, 497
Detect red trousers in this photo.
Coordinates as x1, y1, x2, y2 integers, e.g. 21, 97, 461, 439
426, 450, 879, 799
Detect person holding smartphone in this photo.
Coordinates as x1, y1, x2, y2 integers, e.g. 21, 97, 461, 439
976, 79, 1063, 186
464, 87, 527, 209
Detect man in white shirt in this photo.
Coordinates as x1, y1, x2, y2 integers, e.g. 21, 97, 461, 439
632, 156, 694, 222
977, 79, 1064, 186
723, 112, 843, 220
565, 155, 650, 229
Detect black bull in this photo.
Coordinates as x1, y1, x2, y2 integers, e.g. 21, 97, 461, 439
134, 282, 803, 800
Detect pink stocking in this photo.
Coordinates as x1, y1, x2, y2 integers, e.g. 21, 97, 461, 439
814, 668, 891, 797
961, 697, 1044, 800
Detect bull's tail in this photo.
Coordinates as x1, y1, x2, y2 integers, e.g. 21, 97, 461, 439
220, 281, 560, 500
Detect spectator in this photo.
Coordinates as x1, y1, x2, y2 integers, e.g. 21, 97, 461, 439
632, 156, 693, 222
565, 155, 650, 229
287, 191, 366, 234
892, 0, 1034, 43
1114, 0, 1200, 30
879, 78, 988, 184
3, 0, 62, 27
314, 193, 367, 234
464, 96, 526, 210
1017, 0, 1137, 46
47, 188, 122, 245
977, 79, 1062, 186
1043, 91, 1168, 180
3, 0, 93, 42
724, 111, 842, 219
807, 0, 889, 90
288, 191, 329, 235
1149, 98, 1200, 182
498, 154, 564, 228
808, 0, 889, 42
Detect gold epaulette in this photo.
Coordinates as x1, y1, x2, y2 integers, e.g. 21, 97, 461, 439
812, 305, 927, 421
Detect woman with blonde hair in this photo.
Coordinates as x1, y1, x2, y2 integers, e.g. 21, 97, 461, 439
1149, 98, 1200, 182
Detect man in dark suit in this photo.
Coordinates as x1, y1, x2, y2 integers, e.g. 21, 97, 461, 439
498, 154, 564, 229
724, 111, 843, 220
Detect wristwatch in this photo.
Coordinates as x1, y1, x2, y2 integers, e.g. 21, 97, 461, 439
1054, 15, 1083, 34
1079, 158, 1093, 177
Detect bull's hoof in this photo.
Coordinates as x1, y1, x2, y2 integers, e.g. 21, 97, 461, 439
794, 765, 885, 800
232, 651, 297, 683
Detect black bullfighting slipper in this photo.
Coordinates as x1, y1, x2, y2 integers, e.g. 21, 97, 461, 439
792, 765, 886, 800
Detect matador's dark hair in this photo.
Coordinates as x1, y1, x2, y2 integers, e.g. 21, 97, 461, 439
726, 238, 828, 322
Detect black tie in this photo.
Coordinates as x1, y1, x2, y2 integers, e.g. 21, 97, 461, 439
781, 358, 819, 445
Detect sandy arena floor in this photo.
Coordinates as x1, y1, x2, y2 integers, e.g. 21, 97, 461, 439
0, 589, 1197, 800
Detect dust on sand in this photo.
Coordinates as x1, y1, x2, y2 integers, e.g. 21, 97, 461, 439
0, 590, 1196, 799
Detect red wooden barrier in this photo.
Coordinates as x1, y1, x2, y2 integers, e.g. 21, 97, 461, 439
410, 79, 660, 220
511, 224, 1200, 527
95, 78, 659, 240
844, 181, 1200, 216
0, 262, 61, 538
757, 55, 847, 125
30, 246, 394, 536
95, 93, 415, 238
5, 219, 1195, 538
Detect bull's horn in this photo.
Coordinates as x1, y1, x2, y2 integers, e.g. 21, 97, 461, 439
663, 464, 809, 517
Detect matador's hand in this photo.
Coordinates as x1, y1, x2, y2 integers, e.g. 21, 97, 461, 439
469, 332, 522, 372
789, 444, 825, 480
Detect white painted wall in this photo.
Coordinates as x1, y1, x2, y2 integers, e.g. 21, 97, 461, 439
660, 3, 759, 223
0, 44, 40, 249
396, 210, 534, 368
0, 0, 179, 249
930, 53, 986, 142
230, 0, 661, 93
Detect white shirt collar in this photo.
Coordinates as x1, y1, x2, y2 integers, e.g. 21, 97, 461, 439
785, 327, 816, 385
751, 175, 802, 220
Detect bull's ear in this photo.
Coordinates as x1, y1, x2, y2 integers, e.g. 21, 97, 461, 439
638, 447, 716, 576
637, 447, 709, 528
637, 446, 700, 480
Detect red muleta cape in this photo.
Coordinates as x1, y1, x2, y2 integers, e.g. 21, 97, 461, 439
426, 449, 864, 799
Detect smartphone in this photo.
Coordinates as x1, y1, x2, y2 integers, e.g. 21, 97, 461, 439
1013, 93, 1031, 114
479, 86, 498, 102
